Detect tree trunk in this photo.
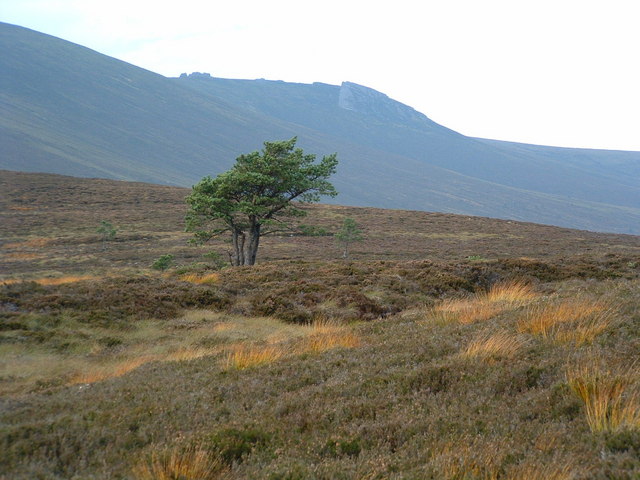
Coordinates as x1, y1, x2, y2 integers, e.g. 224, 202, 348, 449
231, 229, 246, 266
244, 220, 261, 266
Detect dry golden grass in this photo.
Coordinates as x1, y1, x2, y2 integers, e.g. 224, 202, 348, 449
518, 299, 615, 345
429, 298, 503, 324
297, 319, 361, 353
1, 275, 99, 286
7, 205, 35, 211
3, 252, 41, 260
224, 320, 361, 370
566, 364, 640, 433
298, 331, 361, 354
71, 356, 160, 384
506, 461, 580, 480
224, 344, 286, 370
440, 463, 499, 480
482, 280, 537, 304
36, 275, 98, 286
460, 331, 524, 363
433, 441, 580, 480
431, 442, 501, 480
165, 347, 218, 362
179, 272, 220, 284
0, 313, 252, 394
132, 445, 225, 480
16, 313, 359, 389
427, 280, 537, 325
3, 237, 51, 248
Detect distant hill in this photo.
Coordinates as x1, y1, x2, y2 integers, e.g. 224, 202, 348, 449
2, 22, 640, 234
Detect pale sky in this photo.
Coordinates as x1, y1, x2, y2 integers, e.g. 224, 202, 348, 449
3, 0, 640, 151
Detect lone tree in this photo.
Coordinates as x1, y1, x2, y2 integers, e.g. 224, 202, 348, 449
334, 217, 363, 259
96, 220, 117, 250
186, 138, 338, 266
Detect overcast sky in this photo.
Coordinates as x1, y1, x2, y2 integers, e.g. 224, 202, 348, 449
3, 0, 640, 151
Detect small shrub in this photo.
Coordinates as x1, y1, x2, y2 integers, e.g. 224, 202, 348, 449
174, 262, 210, 275
97, 220, 117, 249
297, 224, 329, 236
151, 254, 174, 271
98, 336, 123, 348
334, 217, 363, 259
208, 427, 271, 465
321, 437, 362, 458
203, 251, 227, 269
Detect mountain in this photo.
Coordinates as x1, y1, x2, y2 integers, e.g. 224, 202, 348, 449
2, 22, 640, 234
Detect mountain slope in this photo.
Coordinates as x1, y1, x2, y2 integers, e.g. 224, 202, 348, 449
2, 22, 640, 233
178, 75, 640, 210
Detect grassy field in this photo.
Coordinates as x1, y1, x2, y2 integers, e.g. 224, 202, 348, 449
2, 171, 640, 479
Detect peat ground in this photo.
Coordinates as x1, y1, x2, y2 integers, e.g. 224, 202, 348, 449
2, 171, 640, 479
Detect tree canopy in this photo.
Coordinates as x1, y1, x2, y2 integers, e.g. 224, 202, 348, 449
335, 217, 363, 259
185, 137, 338, 266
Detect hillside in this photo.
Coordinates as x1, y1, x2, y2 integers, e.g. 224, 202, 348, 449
2, 171, 640, 280
2, 173, 640, 478
2, 22, 640, 234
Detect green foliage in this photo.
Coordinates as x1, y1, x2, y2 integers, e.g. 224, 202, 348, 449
334, 217, 363, 259
202, 251, 227, 269
606, 429, 640, 453
96, 220, 117, 249
297, 224, 329, 236
151, 254, 174, 271
208, 427, 271, 464
186, 137, 338, 266
321, 437, 362, 458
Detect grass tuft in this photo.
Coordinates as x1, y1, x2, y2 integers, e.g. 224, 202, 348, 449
460, 331, 524, 363
132, 445, 225, 480
298, 331, 361, 354
223, 320, 361, 370
0, 275, 97, 286
224, 345, 286, 370
165, 347, 218, 362
180, 272, 220, 284
428, 280, 537, 324
518, 299, 615, 345
566, 364, 640, 433
71, 356, 159, 384
431, 442, 501, 480
429, 298, 502, 324
506, 461, 580, 479
482, 280, 537, 304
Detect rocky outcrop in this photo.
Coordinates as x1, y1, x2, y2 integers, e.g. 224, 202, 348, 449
338, 81, 430, 126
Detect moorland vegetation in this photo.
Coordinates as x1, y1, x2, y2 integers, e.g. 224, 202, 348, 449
2, 171, 640, 479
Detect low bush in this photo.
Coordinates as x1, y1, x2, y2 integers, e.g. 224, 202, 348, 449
208, 428, 271, 465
